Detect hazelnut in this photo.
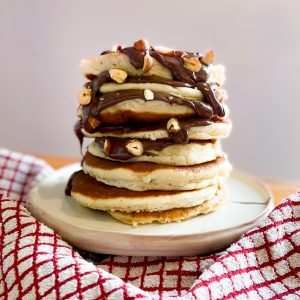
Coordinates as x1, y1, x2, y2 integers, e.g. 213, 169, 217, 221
144, 89, 154, 100
155, 46, 175, 56
183, 56, 201, 72
103, 138, 112, 156
77, 88, 92, 105
133, 39, 150, 51
143, 52, 154, 73
167, 118, 180, 133
126, 139, 144, 156
201, 49, 215, 65
109, 68, 128, 83
88, 116, 101, 129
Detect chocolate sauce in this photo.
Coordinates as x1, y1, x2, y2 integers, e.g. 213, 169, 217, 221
196, 83, 225, 117
96, 137, 174, 160
95, 137, 211, 160
150, 50, 208, 83
119, 46, 224, 117
91, 118, 213, 145
87, 89, 213, 120
65, 170, 81, 196
105, 117, 211, 132
81, 71, 111, 132
169, 118, 213, 143
74, 119, 84, 153
120, 47, 145, 68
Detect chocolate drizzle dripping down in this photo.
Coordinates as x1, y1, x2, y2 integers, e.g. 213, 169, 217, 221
81, 71, 111, 132
74, 119, 84, 154
92, 117, 213, 135
150, 51, 208, 83
96, 135, 213, 161
96, 137, 174, 160
121, 47, 145, 68
65, 170, 81, 196
168, 118, 212, 144
196, 83, 225, 117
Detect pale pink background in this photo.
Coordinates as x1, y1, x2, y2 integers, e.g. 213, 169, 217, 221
1, 1, 300, 180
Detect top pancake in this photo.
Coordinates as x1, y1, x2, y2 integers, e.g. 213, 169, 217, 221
80, 51, 225, 86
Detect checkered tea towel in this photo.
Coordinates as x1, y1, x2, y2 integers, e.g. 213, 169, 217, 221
0, 147, 299, 300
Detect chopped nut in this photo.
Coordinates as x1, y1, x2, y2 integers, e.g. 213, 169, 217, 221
126, 139, 144, 156
144, 89, 154, 100
103, 138, 112, 156
201, 49, 215, 65
77, 88, 92, 105
143, 52, 154, 73
183, 56, 201, 72
76, 105, 83, 118
133, 39, 150, 51
167, 118, 180, 133
109, 68, 128, 83
155, 46, 175, 56
88, 116, 101, 129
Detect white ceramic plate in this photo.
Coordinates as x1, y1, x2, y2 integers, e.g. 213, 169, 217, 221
28, 164, 273, 256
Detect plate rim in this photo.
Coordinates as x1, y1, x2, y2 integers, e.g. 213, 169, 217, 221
28, 164, 274, 238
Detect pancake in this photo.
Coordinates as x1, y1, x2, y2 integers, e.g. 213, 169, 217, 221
82, 119, 232, 141
109, 184, 226, 225
86, 98, 228, 125
80, 82, 228, 124
100, 82, 203, 98
87, 140, 222, 166
80, 52, 225, 86
82, 151, 232, 191
70, 171, 219, 212
96, 83, 228, 124
81, 52, 173, 80
97, 99, 198, 124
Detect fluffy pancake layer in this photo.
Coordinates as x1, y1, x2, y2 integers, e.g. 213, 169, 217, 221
70, 171, 219, 212
80, 52, 225, 86
91, 83, 228, 124
87, 140, 222, 166
82, 120, 232, 141
109, 185, 226, 225
83, 152, 232, 191
81, 52, 173, 80
98, 99, 197, 124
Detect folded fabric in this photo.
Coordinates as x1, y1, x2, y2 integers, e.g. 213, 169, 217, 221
0, 147, 299, 299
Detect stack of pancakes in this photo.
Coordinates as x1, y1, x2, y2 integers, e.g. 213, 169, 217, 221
66, 39, 232, 226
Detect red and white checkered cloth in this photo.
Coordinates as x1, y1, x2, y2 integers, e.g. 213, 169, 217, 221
0, 147, 300, 300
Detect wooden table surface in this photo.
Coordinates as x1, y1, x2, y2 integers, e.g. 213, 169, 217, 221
36, 154, 299, 207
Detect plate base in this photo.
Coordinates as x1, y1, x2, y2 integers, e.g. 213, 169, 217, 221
28, 164, 273, 256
